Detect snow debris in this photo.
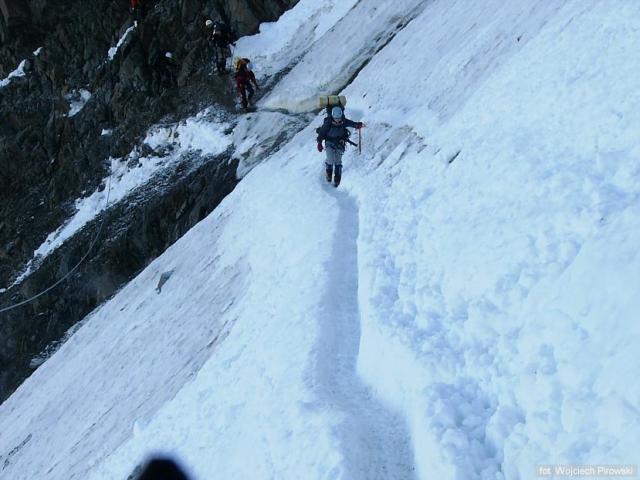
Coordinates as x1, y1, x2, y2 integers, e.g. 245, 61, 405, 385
0, 60, 27, 89
65, 89, 92, 117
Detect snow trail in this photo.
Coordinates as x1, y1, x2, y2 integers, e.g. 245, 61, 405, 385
315, 189, 416, 479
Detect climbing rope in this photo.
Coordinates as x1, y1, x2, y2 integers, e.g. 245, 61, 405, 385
0, 167, 114, 314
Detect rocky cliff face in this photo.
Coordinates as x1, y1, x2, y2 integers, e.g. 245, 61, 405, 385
0, 0, 297, 402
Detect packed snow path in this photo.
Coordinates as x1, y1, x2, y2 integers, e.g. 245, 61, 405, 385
315, 189, 416, 479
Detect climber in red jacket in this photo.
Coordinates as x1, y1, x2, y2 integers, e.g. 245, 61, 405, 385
234, 58, 259, 110
130, 0, 146, 21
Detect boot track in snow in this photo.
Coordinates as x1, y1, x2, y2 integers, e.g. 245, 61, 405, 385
315, 191, 416, 479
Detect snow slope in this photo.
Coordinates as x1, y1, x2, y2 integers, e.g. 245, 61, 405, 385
2, 0, 640, 479
344, 0, 640, 476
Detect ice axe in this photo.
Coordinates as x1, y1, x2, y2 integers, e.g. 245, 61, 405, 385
358, 123, 366, 155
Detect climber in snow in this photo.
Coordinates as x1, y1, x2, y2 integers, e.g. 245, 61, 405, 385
234, 57, 259, 110
205, 19, 235, 74
316, 104, 363, 187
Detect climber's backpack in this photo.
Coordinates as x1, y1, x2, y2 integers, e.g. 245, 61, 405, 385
318, 95, 347, 116
316, 95, 355, 146
316, 95, 347, 134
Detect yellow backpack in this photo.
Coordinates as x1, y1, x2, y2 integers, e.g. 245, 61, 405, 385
234, 57, 249, 71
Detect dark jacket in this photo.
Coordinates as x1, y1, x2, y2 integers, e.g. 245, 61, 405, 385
211, 23, 235, 47
316, 116, 359, 149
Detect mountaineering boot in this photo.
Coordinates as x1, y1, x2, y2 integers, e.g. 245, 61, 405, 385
325, 163, 333, 182
334, 164, 342, 187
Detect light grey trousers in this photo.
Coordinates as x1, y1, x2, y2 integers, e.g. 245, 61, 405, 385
324, 143, 344, 165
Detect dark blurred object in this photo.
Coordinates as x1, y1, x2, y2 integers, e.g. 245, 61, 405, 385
137, 458, 191, 480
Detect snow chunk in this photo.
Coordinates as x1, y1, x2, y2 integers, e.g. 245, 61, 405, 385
0, 60, 27, 89
144, 110, 232, 156
65, 89, 92, 117
108, 25, 136, 61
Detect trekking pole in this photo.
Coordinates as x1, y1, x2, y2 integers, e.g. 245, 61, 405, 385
358, 127, 362, 155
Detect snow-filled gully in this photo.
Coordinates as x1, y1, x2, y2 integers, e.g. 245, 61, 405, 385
314, 190, 416, 479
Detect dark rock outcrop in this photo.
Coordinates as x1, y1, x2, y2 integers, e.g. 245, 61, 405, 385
0, 0, 30, 42
0, 0, 298, 402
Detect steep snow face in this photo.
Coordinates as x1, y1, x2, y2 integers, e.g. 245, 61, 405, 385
2, 0, 640, 479
0, 132, 350, 480
346, 0, 640, 477
234, 0, 359, 79
260, 0, 431, 112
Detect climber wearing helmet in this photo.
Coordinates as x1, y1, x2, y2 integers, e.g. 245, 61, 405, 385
316, 105, 363, 187
205, 19, 235, 74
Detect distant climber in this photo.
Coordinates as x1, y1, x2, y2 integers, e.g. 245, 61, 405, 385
151, 51, 178, 95
205, 19, 235, 74
316, 99, 363, 187
130, 0, 145, 22
234, 57, 259, 110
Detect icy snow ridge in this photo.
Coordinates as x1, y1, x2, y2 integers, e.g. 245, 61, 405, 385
108, 25, 136, 61
0, 59, 27, 89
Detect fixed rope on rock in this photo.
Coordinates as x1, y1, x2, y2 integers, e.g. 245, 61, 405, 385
0, 168, 114, 315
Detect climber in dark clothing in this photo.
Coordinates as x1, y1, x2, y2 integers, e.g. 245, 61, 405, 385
130, 0, 145, 22
205, 19, 235, 74
316, 106, 363, 187
151, 51, 178, 94
234, 58, 259, 110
